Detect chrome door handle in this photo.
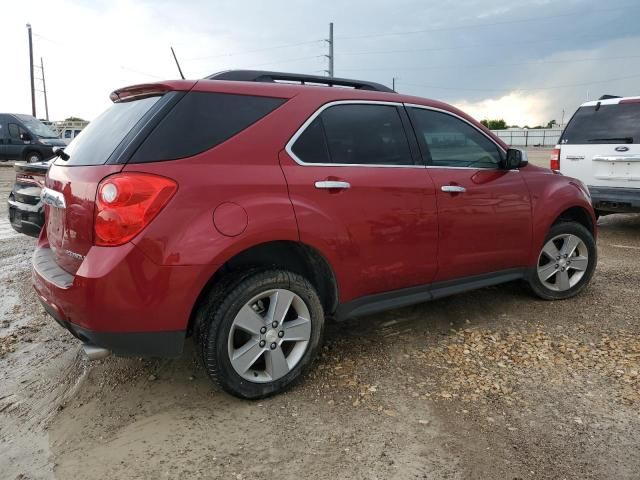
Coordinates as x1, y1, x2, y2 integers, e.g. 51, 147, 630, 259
441, 185, 466, 193
314, 180, 351, 190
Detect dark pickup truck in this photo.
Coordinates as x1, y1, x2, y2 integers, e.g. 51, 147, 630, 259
8, 160, 50, 237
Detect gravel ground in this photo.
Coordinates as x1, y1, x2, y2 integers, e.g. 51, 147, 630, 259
1, 158, 639, 479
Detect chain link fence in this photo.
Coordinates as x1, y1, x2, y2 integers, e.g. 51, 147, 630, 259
490, 128, 563, 147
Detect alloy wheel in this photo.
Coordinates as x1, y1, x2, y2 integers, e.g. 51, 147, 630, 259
537, 234, 589, 292
227, 289, 312, 383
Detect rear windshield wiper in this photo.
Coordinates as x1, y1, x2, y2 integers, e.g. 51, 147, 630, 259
587, 137, 633, 143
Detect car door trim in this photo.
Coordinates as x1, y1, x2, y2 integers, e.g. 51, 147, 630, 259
284, 99, 426, 169
333, 267, 527, 321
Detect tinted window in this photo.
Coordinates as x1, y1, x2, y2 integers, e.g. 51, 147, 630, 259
291, 117, 330, 164
62, 95, 161, 166
132, 92, 286, 162
410, 108, 501, 168
561, 103, 640, 144
320, 104, 413, 165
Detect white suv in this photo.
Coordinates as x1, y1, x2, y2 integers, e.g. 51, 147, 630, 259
553, 95, 640, 217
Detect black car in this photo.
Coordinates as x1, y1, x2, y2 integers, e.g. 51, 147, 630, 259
0, 113, 66, 163
8, 160, 51, 237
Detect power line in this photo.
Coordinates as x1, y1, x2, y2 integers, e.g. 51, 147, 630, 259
194, 55, 324, 76
335, 4, 639, 40
339, 54, 640, 72
339, 28, 638, 57
183, 39, 324, 62
400, 72, 640, 93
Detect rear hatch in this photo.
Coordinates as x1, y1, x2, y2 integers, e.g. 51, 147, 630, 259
44, 88, 187, 274
558, 100, 640, 188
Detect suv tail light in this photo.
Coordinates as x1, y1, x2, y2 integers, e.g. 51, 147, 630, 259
94, 173, 177, 246
550, 148, 561, 170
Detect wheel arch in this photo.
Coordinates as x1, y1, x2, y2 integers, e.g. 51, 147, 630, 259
552, 205, 595, 234
187, 240, 339, 335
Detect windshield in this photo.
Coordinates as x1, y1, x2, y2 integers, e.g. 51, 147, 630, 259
61, 95, 161, 166
14, 114, 58, 138
560, 103, 640, 145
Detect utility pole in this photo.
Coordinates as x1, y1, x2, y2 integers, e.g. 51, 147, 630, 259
171, 46, 185, 79
392, 77, 397, 92
26, 24, 36, 117
38, 57, 49, 121
324, 22, 334, 77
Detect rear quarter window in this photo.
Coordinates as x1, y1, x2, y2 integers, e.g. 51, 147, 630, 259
62, 95, 162, 166
561, 103, 640, 144
130, 92, 286, 163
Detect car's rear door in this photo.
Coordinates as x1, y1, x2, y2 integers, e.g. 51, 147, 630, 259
407, 105, 531, 282
559, 100, 640, 190
280, 101, 438, 303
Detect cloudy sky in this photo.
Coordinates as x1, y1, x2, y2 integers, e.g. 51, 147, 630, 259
3, 0, 639, 126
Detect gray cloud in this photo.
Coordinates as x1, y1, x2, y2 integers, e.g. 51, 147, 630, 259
3, 0, 638, 123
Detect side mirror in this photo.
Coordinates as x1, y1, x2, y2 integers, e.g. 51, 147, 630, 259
20, 132, 32, 142
504, 148, 528, 169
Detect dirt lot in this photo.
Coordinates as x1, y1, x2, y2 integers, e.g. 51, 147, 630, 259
1, 153, 639, 479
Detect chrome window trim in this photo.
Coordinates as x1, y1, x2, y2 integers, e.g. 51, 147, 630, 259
284, 100, 426, 169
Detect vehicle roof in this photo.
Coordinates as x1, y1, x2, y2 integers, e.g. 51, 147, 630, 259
580, 96, 640, 107
112, 77, 507, 149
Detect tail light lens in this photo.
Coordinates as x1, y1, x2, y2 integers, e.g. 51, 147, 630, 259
94, 173, 177, 246
550, 148, 561, 170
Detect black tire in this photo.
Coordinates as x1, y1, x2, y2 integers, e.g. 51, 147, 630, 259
24, 151, 42, 163
197, 269, 324, 399
528, 221, 597, 300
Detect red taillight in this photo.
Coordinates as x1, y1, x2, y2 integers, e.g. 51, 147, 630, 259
94, 173, 177, 246
550, 148, 561, 170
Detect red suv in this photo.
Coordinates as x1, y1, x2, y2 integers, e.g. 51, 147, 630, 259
33, 70, 597, 398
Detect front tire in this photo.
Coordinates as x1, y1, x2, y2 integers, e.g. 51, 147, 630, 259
528, 221, 597, 300
198, 269, 324, 399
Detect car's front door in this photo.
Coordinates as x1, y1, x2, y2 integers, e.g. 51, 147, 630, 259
6, 121, 28, 160
280, 101, 438, 303
407, 106, 532, 282
0, 116, 8, 159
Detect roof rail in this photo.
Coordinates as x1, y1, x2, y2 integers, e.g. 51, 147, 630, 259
598, 94, 621, 100
205, 70, 395, 93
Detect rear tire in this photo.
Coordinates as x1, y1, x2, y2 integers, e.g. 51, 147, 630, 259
528, 221, 597, 300
197, 269, 324, 399
24, 151, 42, 163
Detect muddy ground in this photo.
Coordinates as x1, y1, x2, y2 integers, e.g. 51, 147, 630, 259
0, 153, 639, 479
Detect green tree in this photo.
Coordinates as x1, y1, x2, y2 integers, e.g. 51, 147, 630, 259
64, 116, 86, 122
480, 119, 507, 130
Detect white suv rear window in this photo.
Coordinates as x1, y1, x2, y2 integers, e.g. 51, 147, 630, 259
561, 103, 640, 145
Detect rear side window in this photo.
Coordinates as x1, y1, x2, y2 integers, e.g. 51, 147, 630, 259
561, 103, 640, 144
131, 92, 286, 162
291, 104, 414, 166
63, 95, 161, 166
291, 118, 330, 164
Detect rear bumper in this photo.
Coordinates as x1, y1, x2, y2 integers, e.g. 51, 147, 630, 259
32, 242, 212, 358
37, 295, 185, 357
589, 186, 640, 213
